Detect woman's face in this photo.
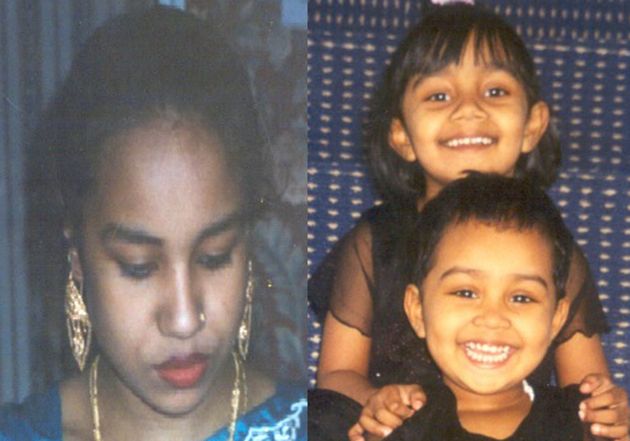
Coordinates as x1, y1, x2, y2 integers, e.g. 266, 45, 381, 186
72, 118, 247, 415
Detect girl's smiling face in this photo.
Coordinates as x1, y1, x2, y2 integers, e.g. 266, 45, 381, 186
405, 220, 568, 401
389, 40, 549, 200
70, 117, 247, 416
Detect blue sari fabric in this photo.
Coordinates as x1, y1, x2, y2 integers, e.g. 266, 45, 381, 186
0, 384, 306, 441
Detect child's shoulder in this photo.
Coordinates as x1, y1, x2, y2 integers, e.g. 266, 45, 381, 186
532, 383, 585, 414
522, 384, 586, 439
388, 382, 585, 441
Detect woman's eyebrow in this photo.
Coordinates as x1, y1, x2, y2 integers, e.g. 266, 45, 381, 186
100, 224, 162, 246
99, 211, 245, 247
193, 211, 245, 247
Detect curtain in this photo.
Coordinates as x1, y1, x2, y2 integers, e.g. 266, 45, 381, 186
0, 0, 138, 404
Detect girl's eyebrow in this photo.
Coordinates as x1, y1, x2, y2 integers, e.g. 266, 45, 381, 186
439, 266, 481, 280
99, 211, 246, 247
408, 72, 445, 90
440, 266, 549, 289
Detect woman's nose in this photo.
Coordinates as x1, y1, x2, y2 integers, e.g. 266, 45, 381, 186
157, 266, 204, 339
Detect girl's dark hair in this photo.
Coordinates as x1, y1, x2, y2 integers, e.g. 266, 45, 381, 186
411, 173, 573, 300
40, 6, 272, 230
366, 3, 561, 204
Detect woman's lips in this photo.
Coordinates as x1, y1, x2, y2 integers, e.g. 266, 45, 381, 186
154, 353, 209, 388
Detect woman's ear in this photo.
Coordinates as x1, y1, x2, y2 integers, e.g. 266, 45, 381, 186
64, 226, 83, 284
551, 297, 570, 340
521, 101, 550, 154
404, 284, 426, 338
389, 118, 417, 162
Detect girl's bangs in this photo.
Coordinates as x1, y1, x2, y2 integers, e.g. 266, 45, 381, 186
419, 26, 523, 79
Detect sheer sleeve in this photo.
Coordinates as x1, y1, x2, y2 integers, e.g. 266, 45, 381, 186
327, 222, 375, 335
308, 219, 374, 336
556, 242, 610, 343
308, 220, 376, 336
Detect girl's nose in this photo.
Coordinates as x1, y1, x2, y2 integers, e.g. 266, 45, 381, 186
157, 266, 204, 339
472, 302, 510, 329
451, 95, 486, 121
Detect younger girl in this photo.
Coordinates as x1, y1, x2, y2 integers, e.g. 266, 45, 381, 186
395, 174, 626, 440
310, 174, 629, 441
310, 2, 627, 439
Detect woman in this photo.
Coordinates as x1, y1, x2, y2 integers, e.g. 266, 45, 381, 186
0, 7, 305, 441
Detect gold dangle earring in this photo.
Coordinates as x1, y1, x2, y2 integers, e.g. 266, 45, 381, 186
65, 268, 92, 372
238, 259, 254, 360
228, 260, 254, 441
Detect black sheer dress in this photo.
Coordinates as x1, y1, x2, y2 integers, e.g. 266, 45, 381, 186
308, 382, 587, 441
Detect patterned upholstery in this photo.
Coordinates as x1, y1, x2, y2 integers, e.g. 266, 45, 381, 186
310, 0, 630, 39
308, 0, 630, 390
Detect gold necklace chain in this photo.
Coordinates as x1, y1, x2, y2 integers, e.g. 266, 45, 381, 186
88, 354, 244, 441
89, 355, 102, 441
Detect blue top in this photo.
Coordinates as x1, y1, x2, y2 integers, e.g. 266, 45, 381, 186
0, 384, 306, 441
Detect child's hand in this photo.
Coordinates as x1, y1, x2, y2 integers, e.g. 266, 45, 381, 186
579, 374, 629, 440
348, 384, 426, 441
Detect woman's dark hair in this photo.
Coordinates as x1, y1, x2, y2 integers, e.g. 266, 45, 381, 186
411, 173, 573, 300
366, 3, 561, 204
40, 6, 273, 230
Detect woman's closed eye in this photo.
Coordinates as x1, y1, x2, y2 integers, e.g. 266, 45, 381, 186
119, 261, 158, 279
196, 251, 232, 271
117, 251, 232, 280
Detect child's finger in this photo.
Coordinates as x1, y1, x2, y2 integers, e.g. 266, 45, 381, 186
374, 407, 405, 429
398, 385, 424, 402
410, 390, 427, 410
385, 401, 415, 419
580, 407, 621, 425
580, 374, 611, 395
348, 422, 366, 441
589, 422, 629, 440
581, 387, 627, 410
358, 413, 394, 438
400, 386, 426, 411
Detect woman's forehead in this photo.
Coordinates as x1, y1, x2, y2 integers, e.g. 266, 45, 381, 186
92, 119, 239, 211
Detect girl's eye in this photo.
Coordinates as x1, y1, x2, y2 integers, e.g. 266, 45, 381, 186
452, 289, 476, 299
119, 262, 157, 280
511, 293, 534, 304
427, 92, 450, 102
485, 87, 508, 98
196, 252, 232, 270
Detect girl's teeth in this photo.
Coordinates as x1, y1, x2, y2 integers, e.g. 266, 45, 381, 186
445, 137, 493, 147
464, 342, 512, 364
466, 350, 509, 363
